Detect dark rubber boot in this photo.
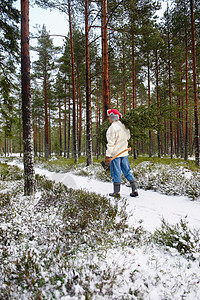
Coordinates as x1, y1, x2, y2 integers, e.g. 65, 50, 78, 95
130, 180, 138, 197
109, 183, 120, 198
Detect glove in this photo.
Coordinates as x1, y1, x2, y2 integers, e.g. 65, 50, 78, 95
105, 156, 111, 165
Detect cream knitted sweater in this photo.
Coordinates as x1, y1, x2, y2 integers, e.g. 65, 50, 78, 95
106, 120, 130, 157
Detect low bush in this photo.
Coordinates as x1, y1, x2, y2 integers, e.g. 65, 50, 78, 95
133, 161, 200, 200
0, 163, 23, 181
153, 217, 200, 259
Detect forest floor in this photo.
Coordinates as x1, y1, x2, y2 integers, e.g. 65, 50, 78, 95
0, 155, 200, 299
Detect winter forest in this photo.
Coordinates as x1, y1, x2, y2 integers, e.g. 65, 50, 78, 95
1, 0, 200, 299
1, 0, 200, 188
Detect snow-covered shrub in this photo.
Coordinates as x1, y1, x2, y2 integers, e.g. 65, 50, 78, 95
0, 192, 11, 208
153, 217, 200, 259
0, 162, 23, 181
1, 162, 200, 299
133, 161, 200, 200
36, 174, 55, 191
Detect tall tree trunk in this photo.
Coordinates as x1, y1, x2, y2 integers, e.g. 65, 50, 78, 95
64, 82, 67, 157
48, 102, 51, 156
78, 97, 82, 157
176, 100, 180, 157
39, 118, 41, 159
96, 69, 99, 158
147, 56, 152, 157
185, 29, 189, 161
168, 29, 173, 159
108, 38, 111, 108
85, 0, 93, 165
180, 84, 184, 158
102, 0, 109, 121
44, 74, 49, 159
59, 98, 62, 156
155, 49, 161, 158
68, 0, 78, 162
123, 48, 126, 114
77, 66, 82, 157
21, 0, 35, 195
67, 78, 71, 158
190, 0, 199, 166
132, 37, 136, 109
19, 96, 22, 157
34, 112, 38, 157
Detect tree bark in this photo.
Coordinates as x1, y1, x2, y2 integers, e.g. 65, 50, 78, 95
85, 0, 93, 165
96, 68, 99, 158
59, 98, 62, 156
102, 0, 109, 122
132, 37, 136, 109
155, 49, 161, 158
64, 82, 67, 157
147, 56, 152, 157
67, 77, 71, 158
48, 101, 51, 156
77, 66, 82, 157
123, 48, 126, 114
184, 29, 189, 161
190, 0, 199, 165
168, 29, 173, 159
44, 74, 49, 159
21, 0, 35, 195
68, 0, 78, 162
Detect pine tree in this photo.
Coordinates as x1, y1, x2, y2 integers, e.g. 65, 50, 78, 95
0, 0, 20, 153
32, 25, 58, 159
21, 0, 35, 195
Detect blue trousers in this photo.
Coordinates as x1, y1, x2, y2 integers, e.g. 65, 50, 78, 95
110, 156, 135, 183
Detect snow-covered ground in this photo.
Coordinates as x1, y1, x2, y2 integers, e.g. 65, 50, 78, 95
2, 159, 200, 299
32, 166, 200, 233
6, 159, 200, 232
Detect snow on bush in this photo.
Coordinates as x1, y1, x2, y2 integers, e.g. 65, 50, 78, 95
0, 162, 200, 299
134, 161, 200, 200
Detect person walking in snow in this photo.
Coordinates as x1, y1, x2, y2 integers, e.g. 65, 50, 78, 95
104, 109, 138, 197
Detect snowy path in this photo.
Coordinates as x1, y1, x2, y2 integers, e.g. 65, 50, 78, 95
35, 167, 200, 232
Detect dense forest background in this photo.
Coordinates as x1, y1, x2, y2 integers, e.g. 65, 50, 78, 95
1, 0, 200, 168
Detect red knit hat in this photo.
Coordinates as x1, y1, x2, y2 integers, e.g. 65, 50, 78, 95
107, 109, 121, 119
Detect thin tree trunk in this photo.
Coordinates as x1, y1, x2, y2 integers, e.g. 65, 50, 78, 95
123, 48, 126, 114
96, 70, 99, 158
39, 118, 41, 159
10, 139, 12, 156
21, 0, 35, 195
85, 0, 93, 165
147, 56, 152, 157
176, 101, 180, 157
185, 29, 189, 160
59, 98, 62, 156
64, 82, 67, 157
67, 78, 71, 158
108, 38, 111, 108
102, 0, 109, 121
18, 98, 22, 157
48, 102, 51, 156
77, 67, 82, 157
34, 113, 38, 157
155, 49, 161, 158
132, 37, 136, 109
168, 29, 173, 159
44, 75, 49, 159
190, 0, 199, 165
180, 85, 184, 158
68, 0, 78, 162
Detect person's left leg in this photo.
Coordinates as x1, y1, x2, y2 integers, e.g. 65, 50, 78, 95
109, 158, 121, 197
121, 156, 138, 197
